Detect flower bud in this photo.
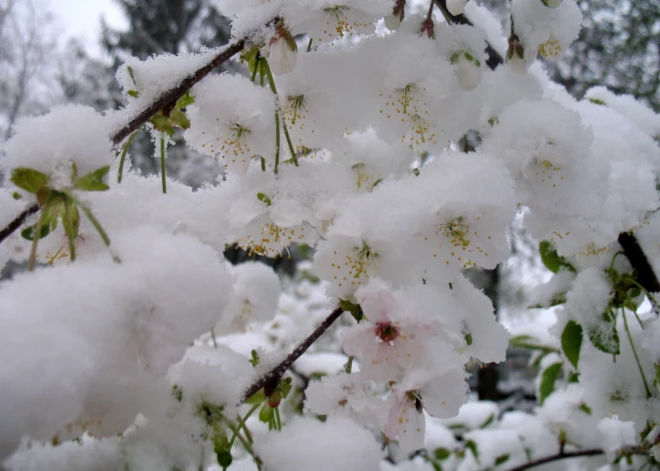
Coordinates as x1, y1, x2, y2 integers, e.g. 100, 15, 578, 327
452, 51, 482, 91
446, 0, 468, 16
506, 35, 528, 75
268, 24, 297, 76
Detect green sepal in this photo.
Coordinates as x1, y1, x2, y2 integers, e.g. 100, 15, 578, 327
249, 349, 260, 367
464, 332, 473, 346
278, 376, 293, 399
578, 403, 592, 415
11, 167, 49, 194
259, 403, 274, 423
11, 191, 22, 200
539, 362, 563, 405
340, 299, 364, 323
127, 90, 139, 98
74, 166, 110, 192
21, 223, 51, 241
240, 47, 261, 75
479, 414, 494, 429
495, 454, 510, 466
126, 65, 138, 87
561, 320, 583, 369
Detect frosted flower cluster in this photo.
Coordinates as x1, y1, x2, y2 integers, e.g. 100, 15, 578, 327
1, 0, 660, 469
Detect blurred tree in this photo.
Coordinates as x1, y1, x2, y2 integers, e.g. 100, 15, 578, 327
548, 0, 660, 111
98, 0, 234, 186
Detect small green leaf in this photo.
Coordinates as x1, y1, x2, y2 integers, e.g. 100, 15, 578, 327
175, 92, 195, 109
74, 166, 110, 192
240, 47, 261, 74
479, 414, 494, 429
372, 178, 384, 188
561, 320, 583, 369
127, 89, 139, 98
249, 349, 260, 367
495, 454, 510, 466
539, 240, 576, 273
259, 403, 274, 423
464, 332, 473, 346
465, 440, 480, 463
339, 299, 364, 322
434, 448, 451, 460
11, 167, 49, 194
279, 377, 293, 399
567, 371, 580, 383
464, 52, 474, 61
171, 384, 183, 402
578, 403, 592, 415
216, 450, 232, 468
11, 191, 22, 200
587, 310, 620, 355
169, 109, 190, 129
257, 192, 272, 206
588, 98, 606, 106
539, 362, 563, 405
509, 335, 558, 354
126, 65, 138, 87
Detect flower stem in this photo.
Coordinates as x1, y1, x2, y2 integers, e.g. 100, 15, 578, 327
28, 208, 47, 271
263, 61, 298, 166
621, 307, 653, 398
117, 128, 140, 183
160, 136, 167, 194
228, 403, 260, 449
274, 406, 282, 431
307, 38, 313, 52
345, 356, 354, 373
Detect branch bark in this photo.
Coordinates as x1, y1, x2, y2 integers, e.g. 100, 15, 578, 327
239, 306, 344, 404
0, 202, 39, 244
504, 449, 605, 471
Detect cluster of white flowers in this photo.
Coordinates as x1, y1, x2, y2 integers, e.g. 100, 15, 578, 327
1, 0, 659, 469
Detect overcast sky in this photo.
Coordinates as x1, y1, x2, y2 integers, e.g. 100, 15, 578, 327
46, 0, 126, 57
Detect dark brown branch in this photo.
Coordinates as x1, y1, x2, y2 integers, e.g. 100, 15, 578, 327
111, 40, 246, 145
504, 449, 604, 471
239, 306, 344, 404
433, 0, 504, 70
618, 232, 660, 293
0, 202, 39, 244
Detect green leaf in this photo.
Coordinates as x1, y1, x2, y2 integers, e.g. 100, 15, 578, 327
11, 191, 22, 200
479, 414, 494, 429
464, 332, 473, 346
578, 403, 592, 415
561, 320, 583, 369
249, 349, 260, 367
240, 47, 260, 74
257, 192, 272, 206
126, 65, 138, 87
169, 109, 190, 129
539, 240, 576, 273
278, 377, 293, 399
74, 166, 110, 192
11, 167, 49, 194
465, 440, 479, 463
539, 362, 563, 405
175, 92, 195, 109
587, 310, 620, 355
259, 403, 274, 423
567, 371, 580, 383
434, 448, 451, 460
495, 454, 510, 466
127, 89, 139, 98
509, 335, 558, 353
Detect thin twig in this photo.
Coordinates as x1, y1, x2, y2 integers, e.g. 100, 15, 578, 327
0, 202, 39, 244
239, 306, 344, 404
504, 449, 604, 471
111, 40, 246, 145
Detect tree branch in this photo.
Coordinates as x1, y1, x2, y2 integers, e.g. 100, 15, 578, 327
618, 232, 660, 293
239, 306, 344, 404
0, 202, 39, 244
111, 39, 246, 145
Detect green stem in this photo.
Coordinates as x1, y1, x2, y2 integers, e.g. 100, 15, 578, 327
117, 128, 140, 183
345, 356, 354, 373
274, 108, 280, 174
160, 136, 167, 194
627, 277, 660, 313
28, 207, 47, 271
259, 59, 265, 87
263, 61, 298, 167
211, 328, 218, 348
621, 308, 653, 398
64, 190, 120, 264
274, 406, 282, 431
251, 55, 260, 82
260, 157, 266, 172
62, 201, 77, 262
228, 403, 261, 449
307, 38, 313, 52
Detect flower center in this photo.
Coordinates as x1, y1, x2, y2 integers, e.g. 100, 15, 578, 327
376, 322, 399, 342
